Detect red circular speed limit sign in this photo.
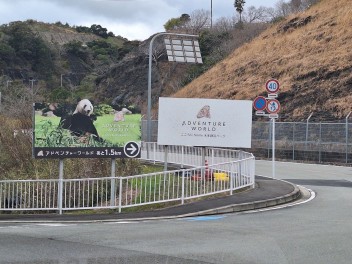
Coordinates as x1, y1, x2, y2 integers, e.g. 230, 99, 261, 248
266, 99, 281, 114
265, 79, 280, 94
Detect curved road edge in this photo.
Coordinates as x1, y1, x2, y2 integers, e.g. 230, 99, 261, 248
0, 176, 315, 224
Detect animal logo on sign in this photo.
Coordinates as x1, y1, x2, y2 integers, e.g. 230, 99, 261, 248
197, 105, 211, 119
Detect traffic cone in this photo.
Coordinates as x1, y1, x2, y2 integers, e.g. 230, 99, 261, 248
205, 160, 213, 180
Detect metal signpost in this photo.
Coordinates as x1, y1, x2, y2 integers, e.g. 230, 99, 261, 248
253, 79, 281, 179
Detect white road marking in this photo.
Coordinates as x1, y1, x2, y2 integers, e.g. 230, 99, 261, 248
35, 223, 76, 227
242, 185, 316, 214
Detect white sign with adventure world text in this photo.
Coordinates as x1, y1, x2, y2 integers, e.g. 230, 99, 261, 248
157, 98, 252, 148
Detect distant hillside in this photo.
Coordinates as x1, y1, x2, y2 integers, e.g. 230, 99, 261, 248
173, 0, 352, 121
0, 19, 267, 115
0, 20, 139, 104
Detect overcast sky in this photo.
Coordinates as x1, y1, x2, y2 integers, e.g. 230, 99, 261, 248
0, 0, 278, 40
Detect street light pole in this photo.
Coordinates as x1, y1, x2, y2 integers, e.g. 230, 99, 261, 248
211, 0, 213, 28
147, 32, 199, 143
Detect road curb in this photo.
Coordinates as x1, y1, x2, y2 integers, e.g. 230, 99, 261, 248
188, 183, 301, 216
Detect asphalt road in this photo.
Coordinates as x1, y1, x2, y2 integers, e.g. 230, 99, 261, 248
0, 160, 351, 264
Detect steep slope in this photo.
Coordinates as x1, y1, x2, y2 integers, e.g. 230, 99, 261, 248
173, 0, 352, 121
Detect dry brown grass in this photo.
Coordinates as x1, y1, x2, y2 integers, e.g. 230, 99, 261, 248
173, 0, 352, 121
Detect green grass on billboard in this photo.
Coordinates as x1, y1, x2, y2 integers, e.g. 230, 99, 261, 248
34, 113, 141, 148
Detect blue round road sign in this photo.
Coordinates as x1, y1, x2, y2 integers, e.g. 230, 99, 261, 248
253, 96, 267, 111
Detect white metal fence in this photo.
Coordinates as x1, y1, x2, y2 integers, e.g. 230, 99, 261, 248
142, 120, 352, 164
251, 121, 352, 164
0, 143, 255, 213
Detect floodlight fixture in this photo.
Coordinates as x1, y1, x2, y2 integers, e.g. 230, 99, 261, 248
164, 38, 203, 64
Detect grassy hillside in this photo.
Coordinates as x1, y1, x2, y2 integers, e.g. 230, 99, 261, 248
173, 0, 352, 121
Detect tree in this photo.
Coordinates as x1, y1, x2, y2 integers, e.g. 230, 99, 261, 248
275, 0, 291, 17
234, 0, 246, 23
246, 6, 276, 23
163, 10, 210, 34
184, 9, 210, 34
164, 14, 190, 31
90, 24, 109, 38
290, 0, 303, 12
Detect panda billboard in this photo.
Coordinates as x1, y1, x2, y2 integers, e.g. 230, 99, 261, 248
157, 98, 252, 148
33, 99, 141, 159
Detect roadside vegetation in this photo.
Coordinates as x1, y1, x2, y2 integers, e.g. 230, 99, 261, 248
0, 0, 326, 181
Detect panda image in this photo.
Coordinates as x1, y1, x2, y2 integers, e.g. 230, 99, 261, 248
74, 99, 94, 116
59, 99, 101, 141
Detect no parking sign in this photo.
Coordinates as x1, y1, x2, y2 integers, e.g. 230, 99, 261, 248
253, 96, 267, 111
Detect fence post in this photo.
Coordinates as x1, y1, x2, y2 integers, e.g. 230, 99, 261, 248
58, 159, 64, 215
230, 163, 234, 195
346, 112, 351, 164
110, 158, 116, 207
292, 122, 296, 161
319, 122, 322, 163
181, 170, 185, 205
305, 112, 313, 152
164, 145, 168, 171
238, 161, 242, 187
271, 118, 276, 179
118, 177, 122, 213
251, 158, 256, 189
268, 121, 271, 159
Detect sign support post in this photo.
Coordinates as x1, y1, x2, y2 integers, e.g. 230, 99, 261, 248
272, 118, 276, 179
58, 159, 64, 215
253, 79, 281, 179
110, 158, 116, 207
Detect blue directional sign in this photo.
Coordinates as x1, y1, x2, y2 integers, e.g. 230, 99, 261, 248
253, 96, 267, 111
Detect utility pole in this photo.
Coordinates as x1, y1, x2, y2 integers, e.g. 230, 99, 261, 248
29, 79, 35, 89
6, 80, 12, 88
210, 0, 213, 28
61, 74, 64, 87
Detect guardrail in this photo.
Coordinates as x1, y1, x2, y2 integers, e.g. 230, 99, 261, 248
0, 143, 255, 213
